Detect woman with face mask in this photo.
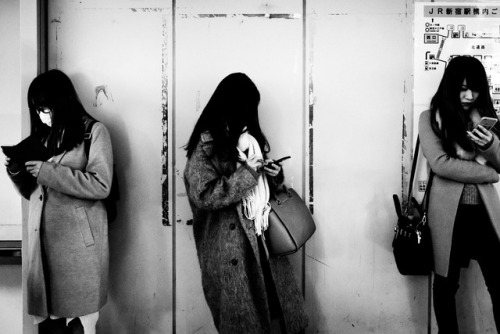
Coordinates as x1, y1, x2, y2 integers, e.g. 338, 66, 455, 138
4, 69, 113, 334
419, 56, 500, 332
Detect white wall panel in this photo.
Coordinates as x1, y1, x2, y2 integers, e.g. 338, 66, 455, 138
304, 1, 428, 333
177, 0, 300, 15
0, 0, 22, 241
47, 2, 172, 333
0, 6, 23, 334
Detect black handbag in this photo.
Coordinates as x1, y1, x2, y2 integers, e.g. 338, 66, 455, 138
264, 187, 316, 257
392, 137, 433, 275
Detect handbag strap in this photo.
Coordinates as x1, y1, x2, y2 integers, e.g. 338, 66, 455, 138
407, 136, 420, 201
408, 136, 434, 212
421, 170, 434, 211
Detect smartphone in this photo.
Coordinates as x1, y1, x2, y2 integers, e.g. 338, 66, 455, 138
260, 156, 291, 171
474, 116, 498, 131
272, 156, 291, 164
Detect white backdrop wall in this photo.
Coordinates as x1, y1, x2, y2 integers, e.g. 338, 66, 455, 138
0, 3, 22, 333
0, 1, 35, 334
6, 0, 493, 333
304, 1, 430, 332
0, 0, 22, 240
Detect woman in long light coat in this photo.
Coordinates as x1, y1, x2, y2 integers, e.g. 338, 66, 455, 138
419, 56, 500, 332
184, 73, 308, 333
5, 69, 113, 334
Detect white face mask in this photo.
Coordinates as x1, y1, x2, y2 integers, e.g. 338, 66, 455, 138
38, 110, 52, 127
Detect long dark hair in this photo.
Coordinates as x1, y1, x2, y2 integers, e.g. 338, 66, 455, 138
430, 56, 499, 154
27, 69, 92, 155
185, 73, 270, 160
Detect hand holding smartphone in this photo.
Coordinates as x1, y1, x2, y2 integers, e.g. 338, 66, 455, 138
261, 156, 291, 167
468, 116, 497, 148
474, 116, 498, 131
261, 156, 290, 177
272, 156, 291, 164
260, 156, 290, 174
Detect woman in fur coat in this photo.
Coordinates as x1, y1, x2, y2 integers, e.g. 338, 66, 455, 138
183, 73, 308, 334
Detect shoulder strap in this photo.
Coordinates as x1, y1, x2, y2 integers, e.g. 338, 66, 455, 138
84, 120, 97, 158
407, 136, 420, 200
407, 136, 434, 210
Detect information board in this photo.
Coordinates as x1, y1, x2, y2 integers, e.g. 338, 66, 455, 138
415, 2, 500, 116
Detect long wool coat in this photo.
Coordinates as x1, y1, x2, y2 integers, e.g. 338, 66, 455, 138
184, 132, 308, 334
419, 110, 500, 277
9, 121, 113, 318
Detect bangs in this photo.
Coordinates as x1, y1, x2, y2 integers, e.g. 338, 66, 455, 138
464, 71, 483, 91
463, 59, 488, 92
28, 91, 50, 109
28, 77, 54, 110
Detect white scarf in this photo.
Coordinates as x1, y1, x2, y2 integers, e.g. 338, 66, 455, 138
237, 132, 271, 236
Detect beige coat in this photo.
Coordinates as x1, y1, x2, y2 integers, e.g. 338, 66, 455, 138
9, 121, 113, 317
419, 110, 500, 277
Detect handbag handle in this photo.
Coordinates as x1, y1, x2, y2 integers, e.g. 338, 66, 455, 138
271, 185, 293, 205
271, 184, 291, 199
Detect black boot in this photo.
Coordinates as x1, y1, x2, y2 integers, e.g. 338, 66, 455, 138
38, 318, 67, 334
67, 318, 84, 334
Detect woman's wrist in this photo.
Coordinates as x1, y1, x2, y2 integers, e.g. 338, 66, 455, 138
242, 161, 261, 179
479, 136, 494, 150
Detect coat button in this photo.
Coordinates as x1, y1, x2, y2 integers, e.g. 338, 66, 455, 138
39, 195, 43, 201
231, 259, 238, 266
229, 223, 236, 230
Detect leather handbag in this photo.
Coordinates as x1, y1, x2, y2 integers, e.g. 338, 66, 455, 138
392, 137, 433, 275
265, 187, 316, 257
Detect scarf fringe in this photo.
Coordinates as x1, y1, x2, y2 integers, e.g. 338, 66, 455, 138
237, 132, 271, 236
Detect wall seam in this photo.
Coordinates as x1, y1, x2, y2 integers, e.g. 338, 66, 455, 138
37, 0, 48, 73
171, 0, 177, 333
302, 0, 307, 299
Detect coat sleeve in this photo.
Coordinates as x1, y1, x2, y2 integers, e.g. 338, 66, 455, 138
184, 142, 259, 211
36, 123, 114, 200
478, 134, 500, 173
419, 110, 499, 184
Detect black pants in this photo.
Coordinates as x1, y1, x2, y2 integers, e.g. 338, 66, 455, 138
433, 204, 500, 334
38, 318, 84, 334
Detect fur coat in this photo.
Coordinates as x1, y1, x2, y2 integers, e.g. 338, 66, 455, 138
184, 131, 308, 333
